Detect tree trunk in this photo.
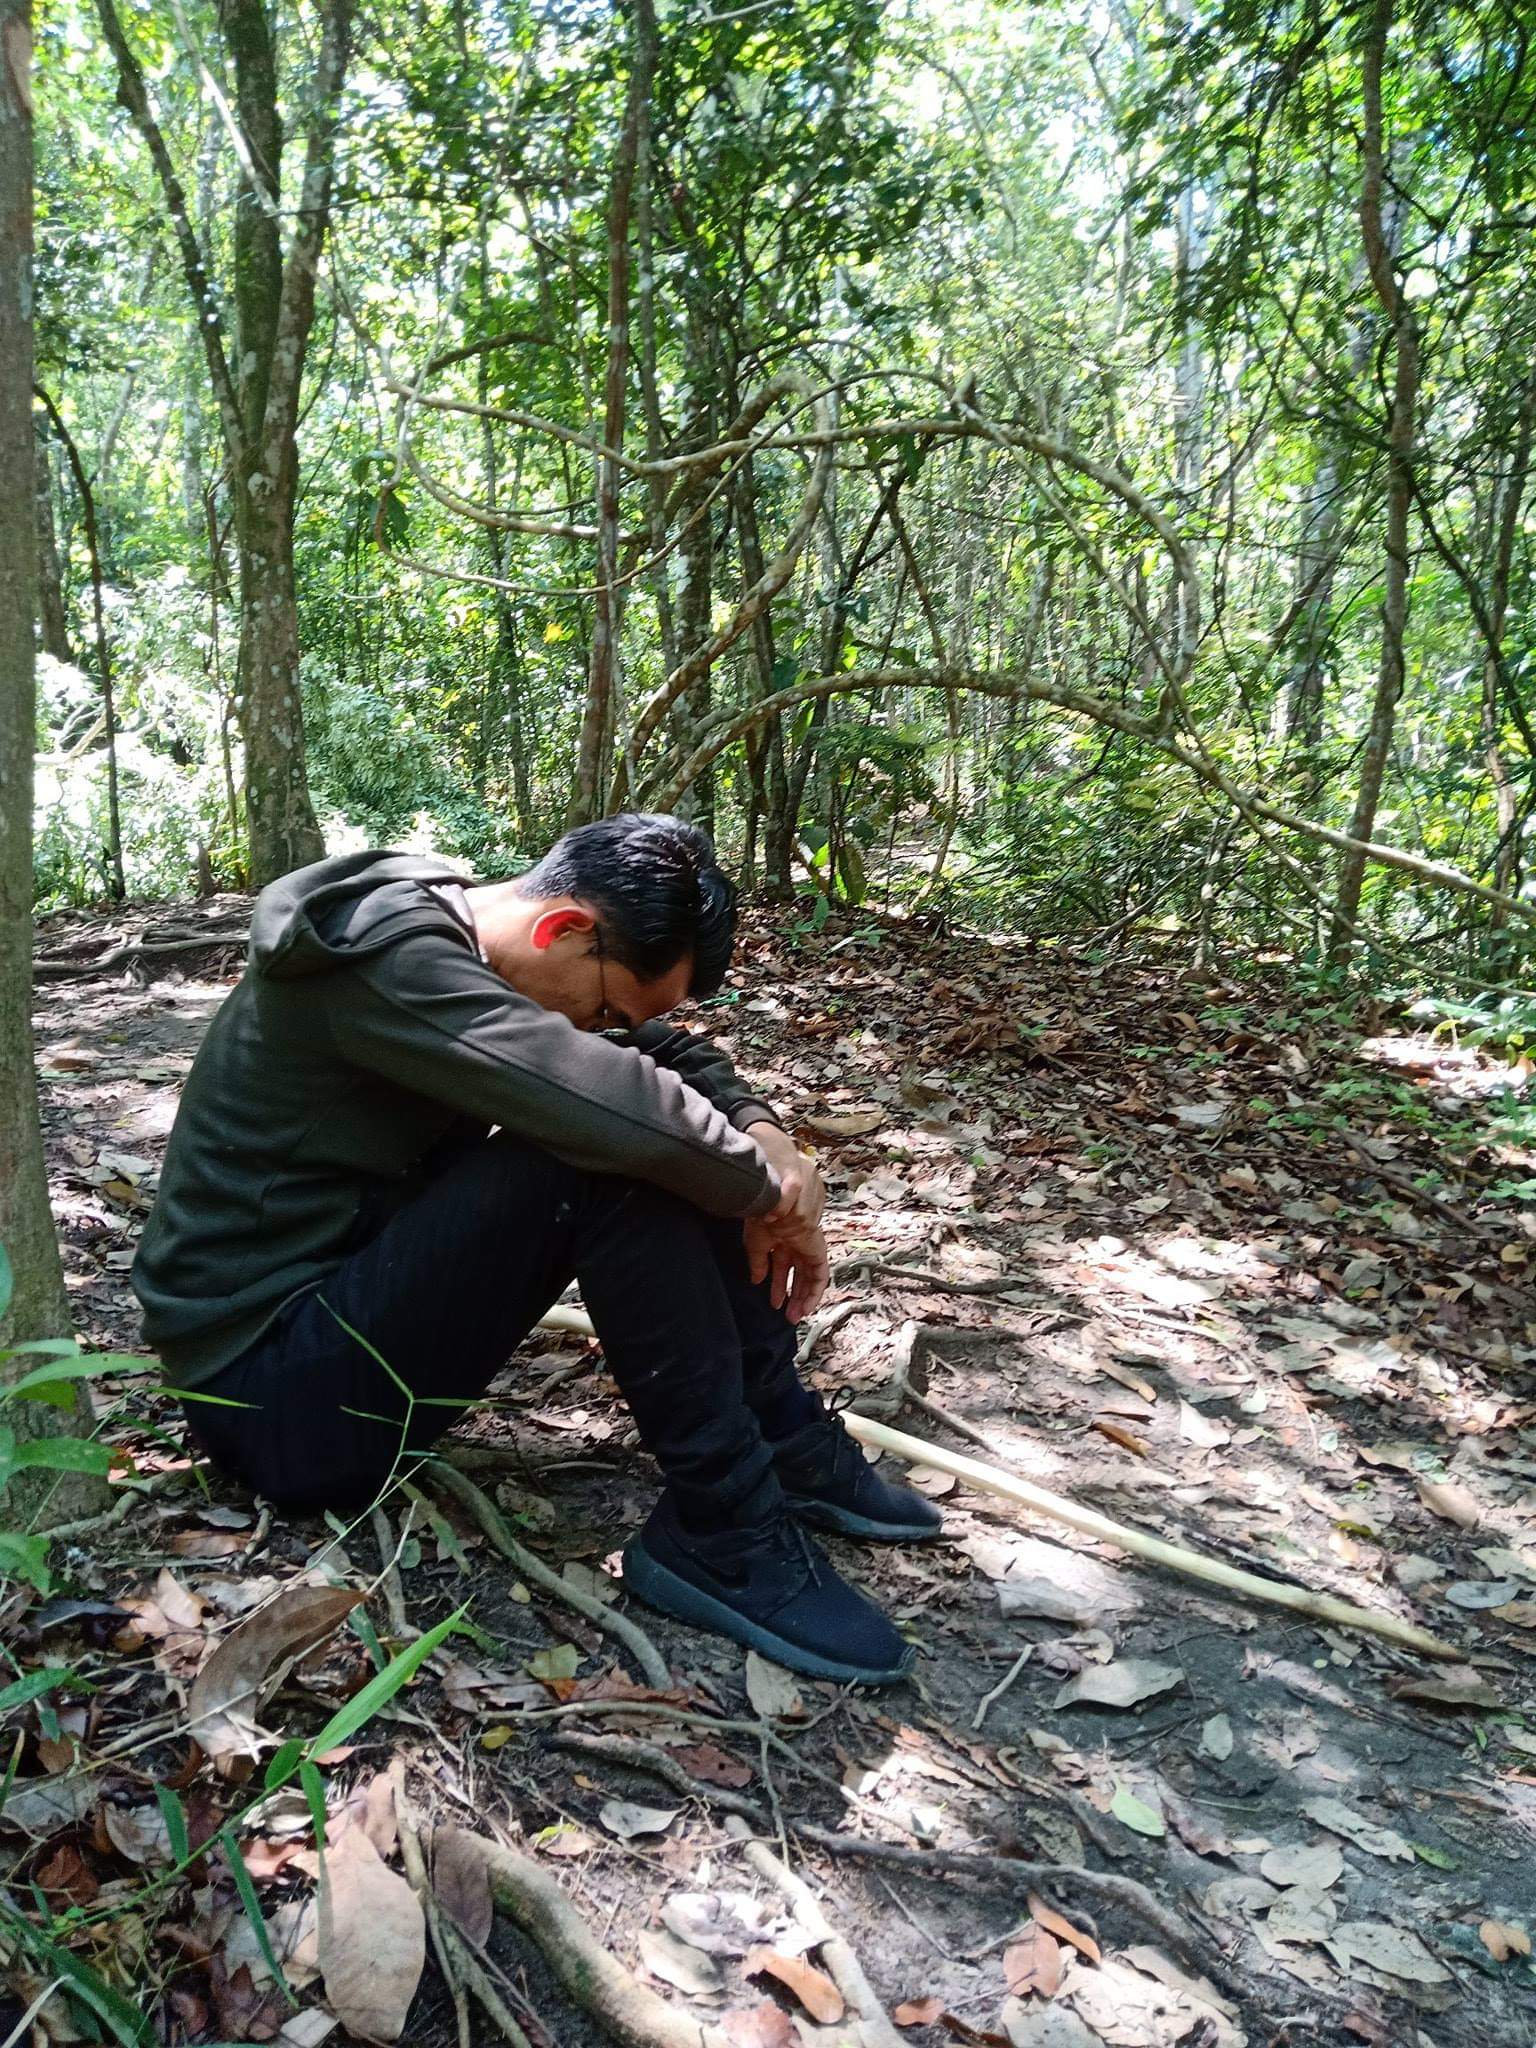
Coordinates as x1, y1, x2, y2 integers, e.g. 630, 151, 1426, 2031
1479, 366, 1536, 962
570, 0, 655, 828
1, 0, 105, 1510
96, 0, 351, 887
34, 424, 71, 661
735, 454, 792, 897
671, 305, 717, 838
235, 482, 324, 879
36, 387, 126, 901
1328, 0, 1419, 963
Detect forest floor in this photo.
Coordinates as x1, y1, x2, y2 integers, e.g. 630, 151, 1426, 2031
10, 896, 1536, 2048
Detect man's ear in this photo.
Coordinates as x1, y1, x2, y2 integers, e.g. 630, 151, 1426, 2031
530, 905, 595, 952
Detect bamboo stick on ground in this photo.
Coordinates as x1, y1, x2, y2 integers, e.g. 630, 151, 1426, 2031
841, 1411, 1459, 1662
535, 1309, 1459, 1663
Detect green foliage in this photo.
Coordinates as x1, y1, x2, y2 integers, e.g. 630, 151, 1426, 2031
0, 1245, 151, 1591
25, 0, 1536, 988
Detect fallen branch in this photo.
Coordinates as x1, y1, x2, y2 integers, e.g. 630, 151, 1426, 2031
725, 1816, 907, 2048
1335, 1128, 1472, 1230
843, 1413, 1460, 1662
427, 1458, 671, 1687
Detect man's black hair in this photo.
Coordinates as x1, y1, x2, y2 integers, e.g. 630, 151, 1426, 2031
515, 812, 738, 996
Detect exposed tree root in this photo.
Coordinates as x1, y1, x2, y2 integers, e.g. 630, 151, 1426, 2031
427, 1457, 671, 1686
396, 1765, 530, 2048
725, 1815, 908, 2048
795, 1828, 1244, 2005
539, 1712, 1239, 2004
472, 1833, 726, 2048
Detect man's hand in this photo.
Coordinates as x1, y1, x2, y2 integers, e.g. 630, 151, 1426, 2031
744, 1120, 829, 1322
746, 1120, 825, 1232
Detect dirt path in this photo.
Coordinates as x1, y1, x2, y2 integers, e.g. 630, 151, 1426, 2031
11, 902, 1536, 2047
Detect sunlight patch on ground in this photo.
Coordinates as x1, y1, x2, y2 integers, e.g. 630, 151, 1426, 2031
1358, 1029, 1526, 1103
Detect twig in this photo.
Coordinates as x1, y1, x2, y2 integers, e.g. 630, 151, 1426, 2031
370, 1504, 413, 1640
546, 1730, 765, 1822
726, 1816, 907, 2048
972, 1647, 1032, 1731
427, 1459, 671, 1687
848, 1319, 998, 1451
1335, 1129, 1472, 1229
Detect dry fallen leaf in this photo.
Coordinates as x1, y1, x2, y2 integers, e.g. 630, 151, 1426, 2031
1003, 1924, 1062, 1999
1178, 1400, 1231, 1450
637, 1926, 725, 1995
599, 1799, 680, 1841
744, 1945, 845, 2023
1301, 1797, 1413, 1863
1391, 1666, 1504, 1712
189, 1585, 362, 1760
431, 1825, 493, 1948
805, 1108, 886, 1138
154, 1568, 210, 1631
671, 1742, 753, 1789
102, 1800, 174, 1867
1325, 1920, 1452, 1986
1260, 1843, 1343, 1891
0, 1775, 96, 1838
1417, 1477, 1481, 1529
661, 1890, 777, 1957
1200, 1712, 1235, 1761
745, 1652, 804, 1720
1025, 1894, 1101, 1966
317, 1825, 425, 2041
1053, 1659, 1182, 1712
721, 2002, 796, 2047
998, 2000, 1103, 2047
895, 1997, 947, 2026
1266, 1885, 1339, 1945
1479, 1919, 1531, 1963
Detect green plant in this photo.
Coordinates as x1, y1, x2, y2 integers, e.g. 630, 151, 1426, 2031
0, 1245, 148, 1590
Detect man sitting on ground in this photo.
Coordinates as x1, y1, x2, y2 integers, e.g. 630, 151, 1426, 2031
132, 814, 939, 1683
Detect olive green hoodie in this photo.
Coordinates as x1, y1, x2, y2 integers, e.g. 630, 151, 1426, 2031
132, 851, 782, 1386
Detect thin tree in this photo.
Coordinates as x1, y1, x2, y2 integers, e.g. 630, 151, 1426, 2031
0, 0, 106, 1508
1327, 0, 1420, 961
96, 0, 354, 885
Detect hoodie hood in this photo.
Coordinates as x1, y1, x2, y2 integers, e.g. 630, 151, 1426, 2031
250, 851, 480, 980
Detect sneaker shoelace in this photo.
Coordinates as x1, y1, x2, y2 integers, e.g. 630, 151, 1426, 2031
822, 1387, 867, 1490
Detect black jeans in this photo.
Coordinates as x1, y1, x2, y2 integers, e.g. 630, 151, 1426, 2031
182, 1135, 812, 1520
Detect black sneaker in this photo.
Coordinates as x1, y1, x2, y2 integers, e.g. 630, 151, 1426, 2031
622, 1485, 914, 1685
772, 1394, 945, 1543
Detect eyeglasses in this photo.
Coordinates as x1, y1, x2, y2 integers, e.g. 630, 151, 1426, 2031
589, 929, 628, 1033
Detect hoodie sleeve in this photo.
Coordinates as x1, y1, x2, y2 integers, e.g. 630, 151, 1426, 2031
624, 1021, 782, 1134
323, 932, 781, 1219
